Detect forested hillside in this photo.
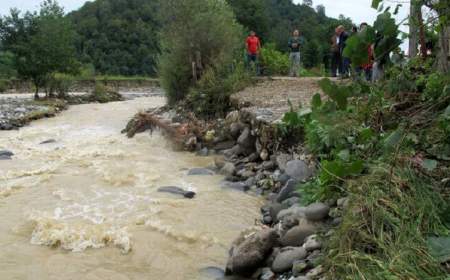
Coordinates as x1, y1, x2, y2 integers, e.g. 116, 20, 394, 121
69, 0, 160, 76
68, 0, 351, 76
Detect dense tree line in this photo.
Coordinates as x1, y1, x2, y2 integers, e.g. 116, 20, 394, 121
1, 0, 354, 77
68, 0, 160, 76
71, 0, 354, 75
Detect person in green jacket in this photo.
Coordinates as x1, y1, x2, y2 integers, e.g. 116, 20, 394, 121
288, 30, 305, 77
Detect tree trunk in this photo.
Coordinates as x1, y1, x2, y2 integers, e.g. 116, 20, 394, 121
409, 1, 419, 58
436, 25, 450, 73
417, 7, 427, 58
34, 86, 39, 100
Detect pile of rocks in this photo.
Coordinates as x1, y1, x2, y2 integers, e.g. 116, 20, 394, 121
0, 98, 50, 130
224, 199, 337, 280
204, 110, 349, 279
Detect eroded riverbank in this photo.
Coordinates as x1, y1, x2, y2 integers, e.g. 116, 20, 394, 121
0, 96, 262, 279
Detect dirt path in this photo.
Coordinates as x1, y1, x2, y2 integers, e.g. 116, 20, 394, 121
231, 77, 324, 123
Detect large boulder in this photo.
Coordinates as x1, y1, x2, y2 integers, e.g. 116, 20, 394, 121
303, 234, 322, 252
224, 145, 244, 158
221, 181, 249, 192
271, 247, 307, 273
187, 168, 215, 176
276, 153, 292, 172
305, 202, 330, 221
157, 186, 196, 199
281, 197, 301, 208
276, 180, 298, 203
226, 229, 279, 276
285, 160, 311, 182
281, 223, 316, 247
237, 127, 256, 153
221, 162, 236, 176
277, 205, 306, 223
214, 140, 236, 152
0, 150, 13, 160
230, 122, 245, 139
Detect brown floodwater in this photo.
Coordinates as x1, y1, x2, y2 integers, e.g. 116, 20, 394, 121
0, 95, 261, 280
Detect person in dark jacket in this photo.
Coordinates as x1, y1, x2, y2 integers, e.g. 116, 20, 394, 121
330, 27, 340, 77
337, 25, 350, 78
288, 30, 305, 77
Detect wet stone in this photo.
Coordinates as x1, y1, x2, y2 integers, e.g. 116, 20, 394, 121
187, 168, 215, 176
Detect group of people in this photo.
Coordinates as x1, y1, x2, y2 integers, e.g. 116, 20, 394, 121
245, 29, 305, 77
331, 23, 375, 81
245, 23, 378, 80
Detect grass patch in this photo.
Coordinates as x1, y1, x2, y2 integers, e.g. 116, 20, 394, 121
326, 165, 449, 280
18, 98, 68, 125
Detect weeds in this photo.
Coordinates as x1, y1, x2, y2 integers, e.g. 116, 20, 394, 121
279, 57, 450, 279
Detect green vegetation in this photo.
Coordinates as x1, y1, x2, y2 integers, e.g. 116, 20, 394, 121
276, 3, 450, 277
259, 44, 290, 76
0, 0, 79, 99
69, 0, 159, 76
279, 52, 450, 280
158, 0, 248, 117
280, 63, 449, 279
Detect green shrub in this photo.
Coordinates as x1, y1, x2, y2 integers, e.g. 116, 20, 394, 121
259, 43, 289, 75
159, 0, 244, 106
187, 62, 251, 117
0, 79, 10, 93
45, 74, 74, 98
88, 84, 123, 103
423, 72, 449, 100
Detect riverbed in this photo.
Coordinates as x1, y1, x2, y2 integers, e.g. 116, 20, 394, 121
0, 94, 262, 279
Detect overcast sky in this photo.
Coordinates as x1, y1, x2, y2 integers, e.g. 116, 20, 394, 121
0, 0, 410, 49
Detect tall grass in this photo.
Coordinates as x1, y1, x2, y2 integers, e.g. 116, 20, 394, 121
327, 165, 449, 280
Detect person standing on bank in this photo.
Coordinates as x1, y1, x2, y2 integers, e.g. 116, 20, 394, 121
288, 30, 305, 77
246, 31, 261, 75
330, 27, 340, 77
337, 25, 350, 78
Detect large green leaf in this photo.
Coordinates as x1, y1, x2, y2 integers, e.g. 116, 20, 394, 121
372, 0, 382, 9
321, 159, 364, 183
343, 26, 376, 67
318, 78, 353, 110
311, 93, 322, 110
427, 236, 450, 263
421, 159, 438, 172
383, 128, 404, 151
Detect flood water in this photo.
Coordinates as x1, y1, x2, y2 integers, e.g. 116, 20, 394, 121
0, 94, 261, 280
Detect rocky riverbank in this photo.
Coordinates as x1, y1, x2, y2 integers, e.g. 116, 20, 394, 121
0, 97, 67, 130
0, 87, 163, 131
123, 83, 346, 279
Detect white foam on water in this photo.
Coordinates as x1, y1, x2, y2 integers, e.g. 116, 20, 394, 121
29, 215, 132, 253
27, 187, 163, 253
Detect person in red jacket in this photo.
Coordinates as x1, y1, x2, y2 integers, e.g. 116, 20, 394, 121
246, 31, 261, 74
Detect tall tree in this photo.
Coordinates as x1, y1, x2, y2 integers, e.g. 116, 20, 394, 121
159, 0, 243, 104
0, 0, 79, 99
409, 1, 419, 57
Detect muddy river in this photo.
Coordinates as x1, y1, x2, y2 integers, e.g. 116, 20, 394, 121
0, 94, 261, 280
